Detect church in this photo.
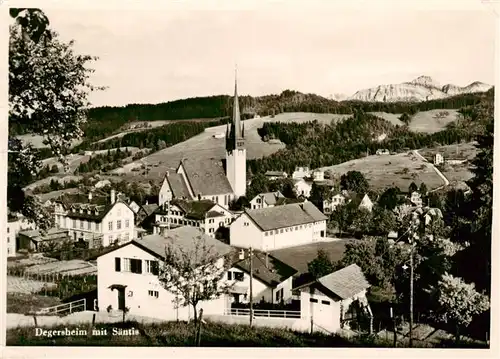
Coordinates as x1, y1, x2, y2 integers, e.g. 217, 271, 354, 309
158, 76, 247, 210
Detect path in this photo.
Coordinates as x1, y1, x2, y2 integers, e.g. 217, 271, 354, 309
413, 150, 450, 190
6, 311, 166, 330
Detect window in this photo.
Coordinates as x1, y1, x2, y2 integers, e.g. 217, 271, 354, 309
244, 222, 249, 227
7, 236, 10, 243
96, 223, 100, 231
123, 258, 142, 274
209, 219, 214, 224
310, 298, 318, 303
148, 290, 159, 298
88, 221, 92, 230
264, 232, 268, 236
115, 257, 121, 272
279, 229, 283, 234
125, 232, 130, 241
145, 260, 159, 275
209, 228, 214, 233
295, 226, 298, 231
276, 288, 284, 302
108, 221, 113, 231
227, 271, 232, 280
7, 227, 9, 234
125, 219, 130, 228
73, 219, 76, 229
117, 220, 122, 230
321, 300, 330, 305
108, 235, 113, 244
234, 272, 244, 281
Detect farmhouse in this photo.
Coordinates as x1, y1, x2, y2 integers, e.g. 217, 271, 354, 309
226, 250, 298, 305
7, 211, 36, 257
230, 202, 327, 251
96, 227, 234, 321
294, 264, 373, 334
312, 170, 324, 182
136, 202, 159, 226
158, 77, 246, 209
410, 191, 423, 207
264, 171, 288, 180
433, 153, 444, 165
18, 228, 71, 253
53, 189, 135, 248
153, 199, 234, 238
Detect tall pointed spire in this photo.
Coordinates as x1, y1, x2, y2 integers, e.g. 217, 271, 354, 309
226, 67, 244, 152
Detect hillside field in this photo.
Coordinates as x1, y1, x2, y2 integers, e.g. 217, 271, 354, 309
318, 151, 445, 191
112, 109, 460, 181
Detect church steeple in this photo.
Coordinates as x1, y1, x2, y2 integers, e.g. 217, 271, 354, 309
225, 68, 247, 199
226, 68, 244, 152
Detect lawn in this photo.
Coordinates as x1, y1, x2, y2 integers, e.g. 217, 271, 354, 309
270, 239, 354, 274
7, 292, 61, 314
368, 109, 460, 133
418, 142, 478, 162
17, 134, 82, 149
318, 152, 445, 192
6, 320, 486, 348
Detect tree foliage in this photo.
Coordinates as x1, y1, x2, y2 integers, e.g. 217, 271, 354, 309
340, 171, 369, 194
159, 236, 232, 323
307, 250, 335, 279
8, 10, 101, 230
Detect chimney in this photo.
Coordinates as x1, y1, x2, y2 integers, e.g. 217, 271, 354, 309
239, 249, 245, 260
110, 189, 116, 204
88, 192, 93, 201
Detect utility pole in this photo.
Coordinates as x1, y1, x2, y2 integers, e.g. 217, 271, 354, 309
249, 247, 254, 328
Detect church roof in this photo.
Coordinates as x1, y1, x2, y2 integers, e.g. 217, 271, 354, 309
245, 201, 327, 231
180, 158, 234, 197
166, 173, 191, 199
171, 199, 217, 220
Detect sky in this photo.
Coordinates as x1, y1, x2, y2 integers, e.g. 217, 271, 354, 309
32, 1, 497, 107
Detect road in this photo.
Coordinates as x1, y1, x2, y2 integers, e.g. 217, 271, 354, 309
413, 150, 450, 191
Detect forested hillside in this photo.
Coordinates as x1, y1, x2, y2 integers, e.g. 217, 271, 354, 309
247, 89, 494, 175
11, 88, 491, 143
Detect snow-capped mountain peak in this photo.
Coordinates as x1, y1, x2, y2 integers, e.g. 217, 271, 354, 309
346, 76, 492, 103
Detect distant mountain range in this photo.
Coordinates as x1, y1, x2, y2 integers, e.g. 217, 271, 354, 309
344, 76, 492, 103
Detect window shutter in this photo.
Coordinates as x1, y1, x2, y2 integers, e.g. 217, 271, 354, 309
115, 257, 121, 272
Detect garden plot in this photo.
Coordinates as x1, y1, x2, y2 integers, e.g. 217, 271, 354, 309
7, 276, 57, 294
23, 259, 97, 276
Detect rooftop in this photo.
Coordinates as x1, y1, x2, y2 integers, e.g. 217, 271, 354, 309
245, 201, 327, 231
317, 264, 371, 300
180, 158, 234, 197
165, 172, 191, 199
170, 199, 218, 220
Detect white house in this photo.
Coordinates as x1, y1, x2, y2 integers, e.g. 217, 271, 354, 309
410, 191, 423, 207
434, 153, 444, 166
312, 170, 324, 182
230, 202, 327, 251
226, 250, 297, 305
323, 193, 347, 214
294, 264, 372, 334
54, 189, 135, 247
128, 201, 141, 214
292, 166, 311, 180
248, 191, 286, 210
7, 212, 36, 257
96, 227, 233, 321
293, 179, 312, 198
376, 149, 390, 155
153, 199, 234, 238
158, 76, 247, 208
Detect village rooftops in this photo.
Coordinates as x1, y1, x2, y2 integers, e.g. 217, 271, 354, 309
232, 251, 297, 287
294, 264, 370, 300
164, 172, 191, 199
245, 201, 327, 231
18, 228, 70, 243
255, 191, 285, 206
179, 158, 234, 197
157, 199, 221, 220
123, 227, 233, 263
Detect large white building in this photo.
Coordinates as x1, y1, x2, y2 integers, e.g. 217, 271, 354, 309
96, 227, 234, 321
158, 76, 246, 209
153, 199, 234, 237
230, 202, 327, 251
53, 190, 135, 247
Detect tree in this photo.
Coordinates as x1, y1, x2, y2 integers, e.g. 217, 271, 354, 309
9, 10, 102, 230
329, 203, 356, 236
370, 207, 397, 235
351, 208, 372, 236
419, 182, 428, 195
307, 250, 335, 279
399, 113, 411, 125
378, 187, 400, 211
159, 235, 232, 323
435, 273, 489, 344
408, 182, 418, 194
340, 171, 369, 195
309, 182, 332, 210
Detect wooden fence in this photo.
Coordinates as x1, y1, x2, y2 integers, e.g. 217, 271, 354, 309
37, 298, 87, 316
224, 308, 301, 319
